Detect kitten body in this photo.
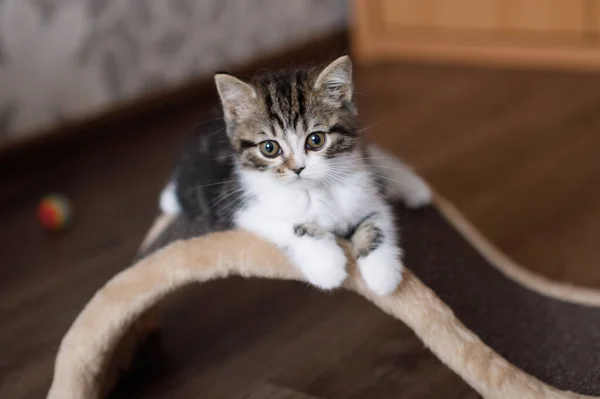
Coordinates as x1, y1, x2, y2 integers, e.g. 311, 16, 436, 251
234, 150, 400, 294
162, 56, 432, 295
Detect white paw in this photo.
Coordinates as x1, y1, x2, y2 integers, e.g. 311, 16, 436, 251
290, 237, 348, 290
358, 246, 404, 296
403, 177, 432, 209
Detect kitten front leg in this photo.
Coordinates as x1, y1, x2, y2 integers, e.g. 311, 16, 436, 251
290, 223, 348, 290
351, 209, 404, 296
236, 209, 348, 290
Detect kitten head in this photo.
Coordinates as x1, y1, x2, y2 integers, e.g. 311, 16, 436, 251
214, 56, 359, 187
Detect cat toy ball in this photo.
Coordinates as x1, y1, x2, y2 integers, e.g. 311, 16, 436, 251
37, 194, 72, 231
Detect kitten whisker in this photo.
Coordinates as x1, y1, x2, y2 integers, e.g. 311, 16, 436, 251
210, 187, 244, 208
355, 124, 378, 133
360, 163, 414, 170
352, 156, 399, 160
220, 195, 247, 217
209, 153, 237, 162
191, 180, 236, 191
364, 177, 392, 199
325, 172, 352, 188
326, 171, 389, 201
202, 192, 249, 226
369, 173, 416, 190
194, 116, 224, 127
207, 126, 227, 136
210, 186, 239, 202
326, 165, 356, 174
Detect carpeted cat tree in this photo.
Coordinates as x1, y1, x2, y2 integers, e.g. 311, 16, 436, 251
46, 137, 600, 398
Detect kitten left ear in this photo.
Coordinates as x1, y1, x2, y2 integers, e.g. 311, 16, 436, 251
214, 73, 257, 122
314, 55, 353, 105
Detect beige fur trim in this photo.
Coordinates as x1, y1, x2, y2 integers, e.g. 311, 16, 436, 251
47, 230, 593, 399
140, 193, 600, 308
138, 213, 177, 252
434, 195, 600, 307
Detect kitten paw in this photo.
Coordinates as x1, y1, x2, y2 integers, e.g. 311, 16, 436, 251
358, 246, 404, 296
291, 237, 348, 290
403, 177, 432, 209
294, 223, 329, 239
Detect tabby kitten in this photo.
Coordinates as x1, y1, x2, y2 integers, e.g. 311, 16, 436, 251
162, 56, 431, 295
211, 56, 407, 295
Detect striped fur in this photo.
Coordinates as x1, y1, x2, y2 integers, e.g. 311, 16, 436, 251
215, 56, 359, 172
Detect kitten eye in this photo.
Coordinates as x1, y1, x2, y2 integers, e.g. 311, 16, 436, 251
259, 140, 281, 158
305, 132, 326, 151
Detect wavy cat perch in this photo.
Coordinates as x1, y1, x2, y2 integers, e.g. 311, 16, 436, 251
46, 182, 600, 398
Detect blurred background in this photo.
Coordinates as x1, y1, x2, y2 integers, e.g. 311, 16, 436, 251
0, 0, 347, 143
2, 1, 600, 398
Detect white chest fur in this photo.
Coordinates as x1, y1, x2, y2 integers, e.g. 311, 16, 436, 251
234, 168, 378, 237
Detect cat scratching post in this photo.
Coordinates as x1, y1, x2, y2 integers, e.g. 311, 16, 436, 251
47, 193, 600, 399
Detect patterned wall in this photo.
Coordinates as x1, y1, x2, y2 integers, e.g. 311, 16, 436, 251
0, 0, 347, 146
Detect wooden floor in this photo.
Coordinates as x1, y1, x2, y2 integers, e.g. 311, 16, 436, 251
356, 63, 600, 286
2, 55, 600, 398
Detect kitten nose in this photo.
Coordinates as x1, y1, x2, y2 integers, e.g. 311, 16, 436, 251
292, 167, 305, 176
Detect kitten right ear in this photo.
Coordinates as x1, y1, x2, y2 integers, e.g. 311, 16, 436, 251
314, 55, 353, 106
214, 73, 257, 122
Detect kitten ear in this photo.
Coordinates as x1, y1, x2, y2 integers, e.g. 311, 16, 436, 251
214, 73, 257, 121
314, 55, 353, 105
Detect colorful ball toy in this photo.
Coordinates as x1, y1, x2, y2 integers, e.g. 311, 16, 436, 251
37, 194, 72, 231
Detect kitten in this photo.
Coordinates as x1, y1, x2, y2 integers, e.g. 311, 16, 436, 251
161, 56, 432, 295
